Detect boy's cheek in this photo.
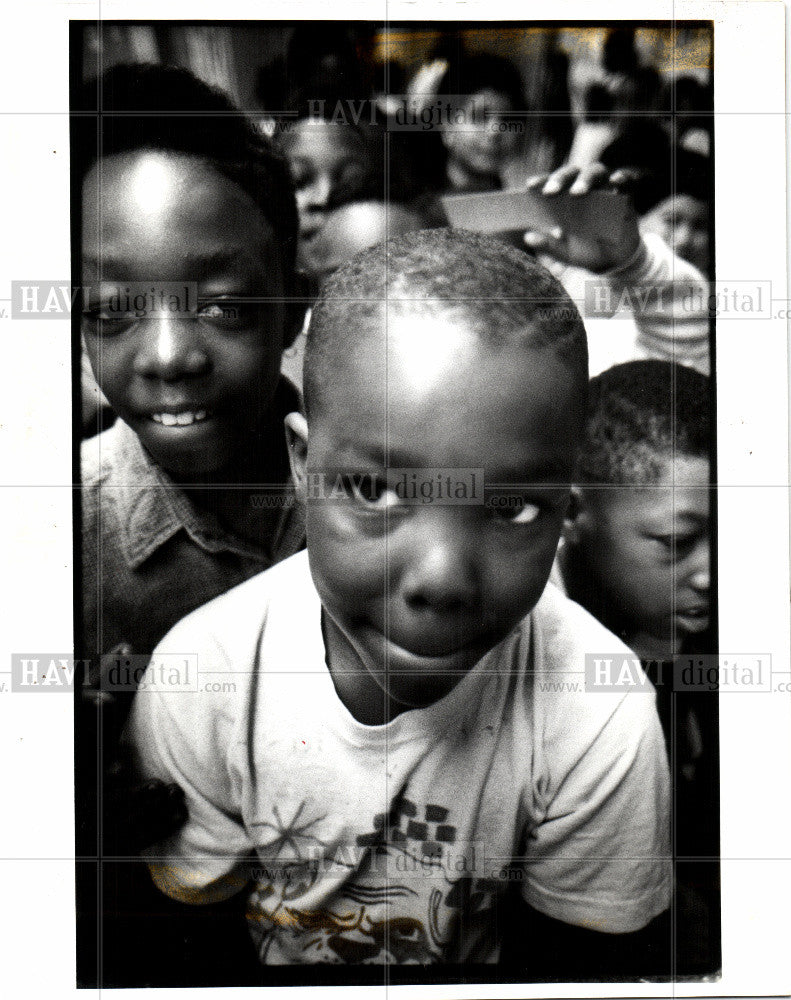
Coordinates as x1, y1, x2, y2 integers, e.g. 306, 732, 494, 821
305, 501, 389, 543
306, 509, 387, 576
81, 333, 105, 380
81, 341, 127, 412
307, 534, 386, 622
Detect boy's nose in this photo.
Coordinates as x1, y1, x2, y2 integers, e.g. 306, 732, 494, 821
689, 566, 710, 592
133, 317, 210, 381
686, 541, 710, 593
401, 519, 480, 613
304, 174, 333, 210
672, 223, 694, 255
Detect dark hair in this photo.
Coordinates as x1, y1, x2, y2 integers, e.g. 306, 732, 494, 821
305, 227, 588, 417
74, 63, 298, 275
600, 122, 710, 213
578, 360, 710, 485
437, 52, 525, 111
603, 28, 641, 75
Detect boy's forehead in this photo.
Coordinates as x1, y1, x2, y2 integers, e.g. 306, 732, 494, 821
311, 305, 581, 470
82, 151, 280, 279
281, 118, 366, 157
84, 151, 271, 238
316, 304, 478, 395
321, 302, 567, 390
587, 454, 710, 510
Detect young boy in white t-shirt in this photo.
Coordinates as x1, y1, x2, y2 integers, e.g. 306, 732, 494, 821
127, 229, 670, 974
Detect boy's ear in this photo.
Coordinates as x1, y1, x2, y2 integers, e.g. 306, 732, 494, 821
283, 271, 314, 351
284, 411, 309, 495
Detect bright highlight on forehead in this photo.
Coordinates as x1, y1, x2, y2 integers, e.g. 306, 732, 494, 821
126, 153, 179, 217
386, 311, 475, 396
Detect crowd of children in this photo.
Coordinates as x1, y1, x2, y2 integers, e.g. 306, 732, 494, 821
76, 27, 716, 985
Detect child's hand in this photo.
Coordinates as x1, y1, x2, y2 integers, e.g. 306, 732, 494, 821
406, 58, 449, 112
82, 644, 187, 856
523, 164, 641, 273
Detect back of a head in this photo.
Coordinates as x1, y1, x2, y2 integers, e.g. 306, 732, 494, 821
303, 201, 425, 281
305, 227, 588, 416
73, 62, 298, 275
578, 360, 710, 486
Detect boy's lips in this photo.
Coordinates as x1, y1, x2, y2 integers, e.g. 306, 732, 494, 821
149, 409, 213, 427
360, 621, 499, 667
676, 602, 709, 616
675, 605, 710, 632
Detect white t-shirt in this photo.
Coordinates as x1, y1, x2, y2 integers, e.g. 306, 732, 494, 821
127, 551, 670, 966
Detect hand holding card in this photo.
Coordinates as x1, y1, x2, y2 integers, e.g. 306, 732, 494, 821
442, 164, 641, 273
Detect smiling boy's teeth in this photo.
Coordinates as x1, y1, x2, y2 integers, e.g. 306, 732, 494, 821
152, 411, 209, 427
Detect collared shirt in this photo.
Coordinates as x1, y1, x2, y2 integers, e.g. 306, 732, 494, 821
80, 380, 305, 662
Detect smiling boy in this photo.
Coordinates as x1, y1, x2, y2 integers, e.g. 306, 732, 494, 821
77, 65, 307, 661
128, 230, 670, 972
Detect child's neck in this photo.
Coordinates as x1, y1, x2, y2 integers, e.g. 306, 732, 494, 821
178, 423, 293, 550
621, 631, 680, 663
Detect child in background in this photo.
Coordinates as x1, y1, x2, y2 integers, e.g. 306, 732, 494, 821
435, 53, 526, 194
128, 230, 670, 975
77, 63, 307, 662
640, 189, 710, 278
598, 122, 711, 277
406, 51, 556, 227
274, 95, 382, 276
639, 149, 711, 277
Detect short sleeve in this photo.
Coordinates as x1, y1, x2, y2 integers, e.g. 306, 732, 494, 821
124, 625, 254, 905
522, 689, 671, 934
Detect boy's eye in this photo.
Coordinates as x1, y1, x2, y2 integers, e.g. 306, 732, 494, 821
510, 502, 541, 525
348, 476, 403, 511
488, 495, 542, 525
198, 301, 230, 320
651, 533, 699, 556
197, 300, 254, 329
82, 308, 136, 336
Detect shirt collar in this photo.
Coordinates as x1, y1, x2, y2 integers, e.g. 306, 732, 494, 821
109, 379, 304, 569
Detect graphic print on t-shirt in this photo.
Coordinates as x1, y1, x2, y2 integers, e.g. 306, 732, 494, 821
246, 790, 504, 964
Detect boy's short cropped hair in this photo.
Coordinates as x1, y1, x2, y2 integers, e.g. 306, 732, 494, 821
73, 63, 298, 275
304, 227, 589, 416
578, 360, 710, 486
